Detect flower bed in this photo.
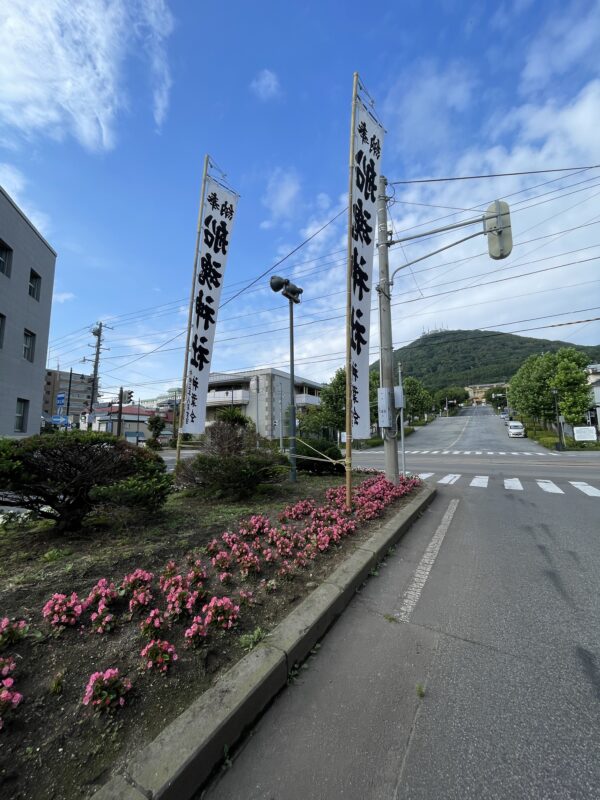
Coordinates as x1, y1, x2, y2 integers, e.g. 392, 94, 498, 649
0, 474, 420, 799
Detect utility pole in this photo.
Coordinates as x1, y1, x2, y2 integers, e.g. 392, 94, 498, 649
88, 322, 104, 429
279, 384, 284, 453
116, 387, 124, 437
376, 174, 399, 484
65, 367, 73, 427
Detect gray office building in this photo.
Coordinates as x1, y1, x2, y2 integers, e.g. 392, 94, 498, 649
0, 186, 56, 437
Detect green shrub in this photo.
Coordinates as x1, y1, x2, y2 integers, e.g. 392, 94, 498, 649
145, 438, 162, 451
91, 474, 172, 514
295, 439, 343, 474
0, 432, 166, 532
175, 452, 287, 500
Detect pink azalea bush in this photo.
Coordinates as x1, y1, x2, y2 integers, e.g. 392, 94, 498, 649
90, 601, 116, 634
82, 668, 132, 713
184, 616, 208, 646
42, 593, 84, 628
0, 656, 23, 730
120, 569, 153, 597
202, 596, 239, 630
140, 640, 177, 673
0, 617, 28, 650
140, 608, 166, 638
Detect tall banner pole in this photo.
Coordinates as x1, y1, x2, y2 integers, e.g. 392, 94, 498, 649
176, 154, 210, 466
345, 72, 359, 510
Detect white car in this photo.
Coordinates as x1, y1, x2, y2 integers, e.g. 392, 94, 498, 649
507, 421, 525, 438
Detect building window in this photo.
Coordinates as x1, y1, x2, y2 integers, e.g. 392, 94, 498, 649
0, 240, 12, 277
23, 329, 36, 362
0, 313, 5, 348
15, 398, 29, 433
29, 269, 41, 300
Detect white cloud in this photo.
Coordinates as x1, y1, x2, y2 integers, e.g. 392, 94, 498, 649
260, 167, 301, 228
53, 292, 75, 303
0, 162, 51, 233
520, 0, 600, 96
0, 0, 174, 152
383, 60, 477, 158
250, 69, 281, 101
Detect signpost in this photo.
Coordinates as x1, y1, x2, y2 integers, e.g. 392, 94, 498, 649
52, 415, 68, 426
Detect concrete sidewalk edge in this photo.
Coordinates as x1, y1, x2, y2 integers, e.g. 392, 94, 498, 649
93, 486, 436, 800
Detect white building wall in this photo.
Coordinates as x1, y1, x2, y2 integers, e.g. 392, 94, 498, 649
0, 187, 56, 437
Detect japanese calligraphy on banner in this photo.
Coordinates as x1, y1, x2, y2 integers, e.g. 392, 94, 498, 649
349, 99, 384, 439
182, 176, 238, 433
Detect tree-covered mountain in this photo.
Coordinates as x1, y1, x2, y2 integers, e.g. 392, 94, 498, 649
371, 330, 600, 391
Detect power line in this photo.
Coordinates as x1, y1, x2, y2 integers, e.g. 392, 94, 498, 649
389, 165, 600, 185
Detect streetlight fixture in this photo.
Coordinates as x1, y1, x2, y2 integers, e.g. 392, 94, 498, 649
270, 275, 303, 481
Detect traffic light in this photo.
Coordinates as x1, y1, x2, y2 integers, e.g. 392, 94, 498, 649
124, 389, 134, 404
485, 200, 512, 260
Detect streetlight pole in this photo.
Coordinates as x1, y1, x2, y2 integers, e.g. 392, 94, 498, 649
270, 276, 303, 482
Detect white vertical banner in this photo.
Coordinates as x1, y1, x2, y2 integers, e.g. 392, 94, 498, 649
182, 176, 239, 433
348, 99, 384, 439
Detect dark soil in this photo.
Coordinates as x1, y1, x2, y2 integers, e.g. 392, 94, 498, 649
0, 474, 421, 799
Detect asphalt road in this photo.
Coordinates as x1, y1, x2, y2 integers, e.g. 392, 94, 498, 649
201, 408, 600, 800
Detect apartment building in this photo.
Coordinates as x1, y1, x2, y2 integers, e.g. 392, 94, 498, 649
42, 369, 94, 425
0, 186, 56, 437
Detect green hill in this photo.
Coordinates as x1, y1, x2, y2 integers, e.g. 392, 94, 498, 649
371, 330, 600, 391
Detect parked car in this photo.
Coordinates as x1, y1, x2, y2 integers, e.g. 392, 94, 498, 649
507, 421, 526, 438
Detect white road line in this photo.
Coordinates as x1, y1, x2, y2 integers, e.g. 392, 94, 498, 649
420, 450, 430, 454
498, 451, 506, 455
418, 472, 435, 480
438, 474, 461, 485
463, 451, 472, 454
475, 451, 482, 455
452, 450, 460, 455
570, 481, 600, 497
504, 478, 523, 490
487, 451, 494, 455
442, 450, 450, 454
430, 450, 440, 454
470, 475, 489, 488
523, 452, 533, 455
537, 479, 564, 494
511, 452, 520, 455
395, 499, 459, 624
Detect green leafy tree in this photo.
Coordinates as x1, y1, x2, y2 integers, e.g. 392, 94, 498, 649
319, 367, 379, 433
552, 348, 592, 424
508, 352, 557, 424
216, 407, 249, 427
403, 377, 432, 420
147, 414, 166, 440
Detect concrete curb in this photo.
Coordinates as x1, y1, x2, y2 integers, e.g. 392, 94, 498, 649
93, 486, 436, 800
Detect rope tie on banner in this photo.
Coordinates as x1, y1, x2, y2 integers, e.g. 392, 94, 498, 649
294, 437, 345, 466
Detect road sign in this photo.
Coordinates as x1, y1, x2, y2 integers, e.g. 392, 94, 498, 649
56, 392, 65, 406
51, 415, 68, 425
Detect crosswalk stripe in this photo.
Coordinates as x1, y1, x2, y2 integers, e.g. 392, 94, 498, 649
570, 481, 600, 497
537, 479, 564, 494
504, 478, 523, 490
470, 476, 488, 488
464, 451, 472, 454
438, 474, 461, 484
430, 450, 440, 454
418, 472, 435, 480
475, 451, 482, 454
487, 451, 494, 455
420, 450, 430, 454
498, 452, 506, 455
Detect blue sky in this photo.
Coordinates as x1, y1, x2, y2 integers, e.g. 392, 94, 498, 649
1, 0, 599, 400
